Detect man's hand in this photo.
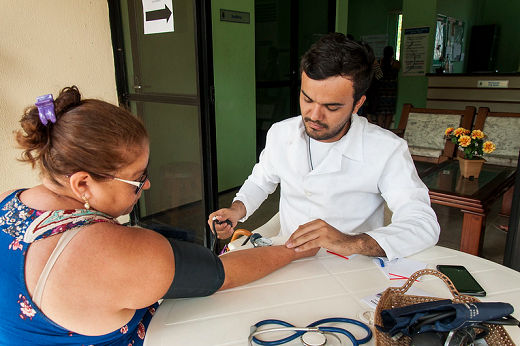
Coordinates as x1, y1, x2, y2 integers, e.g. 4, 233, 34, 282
291, 245, 320, 260
207, 201, 246, 239
285, 219, 385, 257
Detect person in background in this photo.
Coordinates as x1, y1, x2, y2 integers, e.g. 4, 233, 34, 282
374, 45, 400, 129
0, 86, 317, 345
346, 35, 382, 123
209, 33, 439, 261
363, 60, 383, 123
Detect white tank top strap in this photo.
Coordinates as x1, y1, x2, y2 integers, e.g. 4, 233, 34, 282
32, 227, 84, 308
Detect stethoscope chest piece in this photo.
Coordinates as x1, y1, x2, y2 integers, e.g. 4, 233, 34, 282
301, 331, 327, 346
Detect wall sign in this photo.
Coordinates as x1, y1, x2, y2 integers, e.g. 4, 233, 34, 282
402, 27, 430, 76
220, 9, 250, 24
477, 80, 509, 88
360, 34, 389, 60
143, 0, 174, 35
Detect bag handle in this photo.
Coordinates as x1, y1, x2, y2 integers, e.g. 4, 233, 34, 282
390, 269, 468, 301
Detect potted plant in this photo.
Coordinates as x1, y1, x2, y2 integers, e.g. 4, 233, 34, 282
444, 127, 496, 178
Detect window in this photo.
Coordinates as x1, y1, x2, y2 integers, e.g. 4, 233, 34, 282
433, 15, 464, 66
396, 13, 403, 61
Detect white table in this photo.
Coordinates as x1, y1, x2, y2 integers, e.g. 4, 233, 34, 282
144, 240, 520, 346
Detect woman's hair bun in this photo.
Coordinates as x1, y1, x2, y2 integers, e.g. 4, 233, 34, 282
16, 86, 82, 170
54, 85, 82, 117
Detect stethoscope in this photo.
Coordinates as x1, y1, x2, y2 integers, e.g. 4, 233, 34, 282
248, 318, 372, 346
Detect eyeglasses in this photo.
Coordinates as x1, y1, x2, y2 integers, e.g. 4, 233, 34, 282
66, 167, 149, 195
108, 168, 148, 195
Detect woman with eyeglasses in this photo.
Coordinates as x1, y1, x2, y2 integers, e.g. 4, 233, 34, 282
0, 86, 317, 345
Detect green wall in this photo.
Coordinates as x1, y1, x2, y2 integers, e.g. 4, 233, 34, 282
347, 0, 403, 45
212, 1, 257, 192
336, 0, 348, 34
394, 0, 438, 122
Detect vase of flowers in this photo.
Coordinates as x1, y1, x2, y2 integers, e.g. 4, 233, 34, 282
444, 127, 496, 179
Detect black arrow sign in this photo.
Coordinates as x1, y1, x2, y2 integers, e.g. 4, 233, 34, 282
146, 5, 172, 23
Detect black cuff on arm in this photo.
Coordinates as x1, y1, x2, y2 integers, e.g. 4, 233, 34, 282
163, 238, 225, 299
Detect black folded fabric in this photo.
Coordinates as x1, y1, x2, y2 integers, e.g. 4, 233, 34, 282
377, 299, 514, 337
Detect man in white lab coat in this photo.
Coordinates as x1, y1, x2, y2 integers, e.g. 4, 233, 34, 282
209, 33, 439, 260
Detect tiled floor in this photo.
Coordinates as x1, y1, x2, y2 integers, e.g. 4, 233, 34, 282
219, 187, 510, 264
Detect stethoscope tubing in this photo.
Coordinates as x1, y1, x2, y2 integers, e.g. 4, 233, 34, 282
248, 318, 372, 346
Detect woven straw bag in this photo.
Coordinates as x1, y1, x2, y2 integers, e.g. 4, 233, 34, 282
374, 269, 515, 346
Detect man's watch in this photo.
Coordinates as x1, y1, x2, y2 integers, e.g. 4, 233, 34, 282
250, 233, 273, 247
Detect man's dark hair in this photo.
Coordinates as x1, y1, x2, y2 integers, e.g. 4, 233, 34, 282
300, 32, 375, 104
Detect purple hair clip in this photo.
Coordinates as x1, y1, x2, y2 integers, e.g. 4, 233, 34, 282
35, 94, 56, 126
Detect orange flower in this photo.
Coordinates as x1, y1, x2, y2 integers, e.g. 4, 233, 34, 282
458, 135, 471, 147
471, 130, 484, 139
445, 127, 454, 136
453, 127, 466, 137
483, 141, 496, 153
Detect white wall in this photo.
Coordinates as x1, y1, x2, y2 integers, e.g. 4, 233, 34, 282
0, 1, 117, 192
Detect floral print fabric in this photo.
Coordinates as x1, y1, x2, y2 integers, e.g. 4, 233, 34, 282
0, 189, 158, 345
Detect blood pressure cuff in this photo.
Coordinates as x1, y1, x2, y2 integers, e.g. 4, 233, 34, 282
376, 299, 515, 337
163, 238, 225, 299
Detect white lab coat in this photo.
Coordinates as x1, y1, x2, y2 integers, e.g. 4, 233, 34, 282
235, 114, 440, 260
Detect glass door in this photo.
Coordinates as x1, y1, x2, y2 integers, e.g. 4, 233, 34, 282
109, 0, 217, 247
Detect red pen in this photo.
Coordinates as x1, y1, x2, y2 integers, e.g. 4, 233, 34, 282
389, 273, 419, 282
389, 274, 409, 280
327, 250, 351, 260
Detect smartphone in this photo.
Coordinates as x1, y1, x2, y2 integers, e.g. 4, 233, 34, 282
436, 265, 486, 297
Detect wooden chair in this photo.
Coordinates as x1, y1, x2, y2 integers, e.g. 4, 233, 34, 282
397, 104, 476, 163
474, 107, 520, 218
473, 107, 520, 168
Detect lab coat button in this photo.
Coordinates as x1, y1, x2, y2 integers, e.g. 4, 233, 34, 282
305, 192, 312, 197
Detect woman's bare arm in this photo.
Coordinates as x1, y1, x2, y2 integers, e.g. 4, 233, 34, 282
218, 246, 318, 290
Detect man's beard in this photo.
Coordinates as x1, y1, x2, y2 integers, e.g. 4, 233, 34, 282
304, 109, 353, 141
